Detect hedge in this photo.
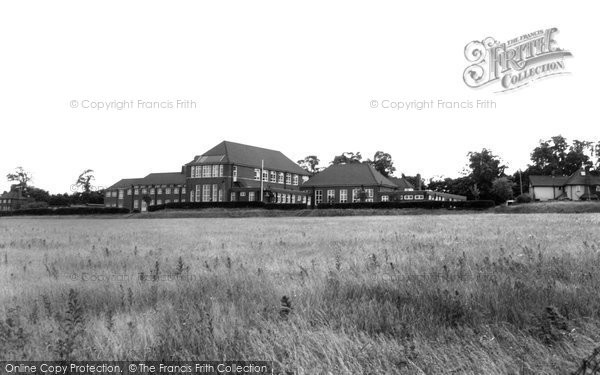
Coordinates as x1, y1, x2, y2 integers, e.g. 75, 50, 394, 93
315, 200, 496, 210
0, 207, 130, 217
147, 201, 308, 212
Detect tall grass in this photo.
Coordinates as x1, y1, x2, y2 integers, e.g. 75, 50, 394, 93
1, 214, 600, 373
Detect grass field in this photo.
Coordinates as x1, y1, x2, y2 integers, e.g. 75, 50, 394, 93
2, 214, 600, 374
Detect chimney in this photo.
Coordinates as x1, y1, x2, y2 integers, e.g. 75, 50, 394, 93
416, 173, 422, 190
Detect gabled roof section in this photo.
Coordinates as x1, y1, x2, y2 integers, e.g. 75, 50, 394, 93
301, 163, 398, 188
529, 175, 569, 187
107, 172, 185, 189
387, 176, 415, 190
187, 141, 308, 175
107, 178, 143, 189
564, 167, 600, 186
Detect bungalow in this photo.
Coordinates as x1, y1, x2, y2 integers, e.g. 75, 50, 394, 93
529, 167, 600, 201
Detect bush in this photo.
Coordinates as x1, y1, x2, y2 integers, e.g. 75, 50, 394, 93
147, 201, 307, 212
516, 193, 532, 204
315, 200, 496, 210
0, 207, 129, 217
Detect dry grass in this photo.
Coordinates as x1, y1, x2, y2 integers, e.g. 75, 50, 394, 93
1, 214, 600, 374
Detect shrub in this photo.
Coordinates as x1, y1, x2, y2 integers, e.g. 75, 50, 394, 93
516, 193, 533, 203
0, 207, 129, 217
315, 200, 495, 210
147, 201, 307, 212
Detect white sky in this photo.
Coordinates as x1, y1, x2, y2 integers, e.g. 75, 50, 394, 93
0, 1, 597, 194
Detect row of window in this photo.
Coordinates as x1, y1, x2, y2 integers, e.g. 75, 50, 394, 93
253, 169, 306, 186
191, 184, 223, 202
106, 187, 186, 198
190, 165, 224, 178
0, 199, 12, 204
315, 189, 375, 204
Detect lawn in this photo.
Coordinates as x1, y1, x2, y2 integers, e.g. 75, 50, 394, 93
1, 214, 600, 374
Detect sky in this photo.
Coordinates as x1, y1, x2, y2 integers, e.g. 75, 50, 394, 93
0, 1, 597, 194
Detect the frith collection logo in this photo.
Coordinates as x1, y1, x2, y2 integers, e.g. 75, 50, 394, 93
463, 28, 572, 92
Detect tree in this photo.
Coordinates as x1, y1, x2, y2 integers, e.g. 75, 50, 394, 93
491, 177, 514, 204
467, 149, 507, 200
528, 136, 597, 176
75, 169, 95, 193
332, 152, 362, 164
6, 166, 32, 190
367, 151, 395, 177
297, 156, 321, 175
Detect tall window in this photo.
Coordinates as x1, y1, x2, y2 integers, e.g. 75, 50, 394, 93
182, 187, 186, 195
381, 195, 389, 202
127, 189, 132, 196
142, 188, 147, 195
286, 173, 291, 185
365, 189, 374, 202
293, 175, 299, 185
174, 187, 179, 194
219, 165, 224, 177
254, 169, 261, 180
249, 191, 255, 201
270, 171, 276, 183
157, 188, 162, 195
233, 166, 238, 182
352, 189, 360, 202
202, 165, 211, 178
118, 190, 124, 199
190, 166, 195, 178
134, 188, 139, 195
190, 190, 195, 202
315, 190, 323, 205
212, 165, 219, 177
202, 184, 211, 202
134, 200, 139, 209
278, 172, 284, 184
195, 185, 201, 202
339, 189, 348, 203
150, 188, 155, 195
218, 189, 223, 202
262, 170, 269, 182
327, 189, 335, 203
212, 184, 218, 202
166, 187, 171, 194
230, 192, 236, 201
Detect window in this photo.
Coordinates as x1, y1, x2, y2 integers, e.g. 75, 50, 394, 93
157, 199, 162, 205
576, 186, 581, 192
134, 188, 139, 195
315, 190, 323, 205
212, 184, 218, 202
286, 173, 291, 185
112, 191, 117, 198
293, 175, 299, 185
218, 189, 223, 202
202, 185, 211, 202
405, 195, 414, 200
195, 185, 202, 202
157, 188, 162, 195
202, 165, 211, 178
286, 194, 291, 204
327, 189, 335, 203
270, 171, 276, 183
415, 195, 424, 200
340, 189, 348, 203
166, 188, 171, 194
240, 192, 246, 197
142, 188, 147, 195
118, 190, 124, 199
127, 189, 132, 196
190, 190, 195, 202
134, 200, 139, 209
249, 191, 255, 201
278, 172, 284, 184
302, 196, 307, 204
174, 187, 179, 194
597, 186, 600, 192
254, 169, 261, 180
262, 170, 269, 182
165, 199, 170, 204
182, 187, 186, 194
182, 199, 186, 203
365, 189, 374, 202
230, 192, 236, 201
352, 189, 361, 202
150, 188, 155, 195
292, 195, 295, 203
276, 193, 281, 203
219, 165, 223, 177
381, 195, 389, 202
174, 199, 179, 203
233, 166, 238, 182
150, 199, 155, 205
190, 166, 195, 178
212, 165, 219, 178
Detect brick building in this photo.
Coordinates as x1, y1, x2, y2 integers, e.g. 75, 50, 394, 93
105, 141, 311, 210
104, 172, 186, 212
301, 163, 466, 206
185, 141, 310, 204
0, 185, 32, 211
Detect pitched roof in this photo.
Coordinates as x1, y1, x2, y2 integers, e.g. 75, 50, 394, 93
301, 163, 398, 188
187, 141, 308, 175
529, 175, 569, 187
564, 167, 600, 186
0, 190, 25, 199
387, 176, 415, 190
107, 172, 185, 189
